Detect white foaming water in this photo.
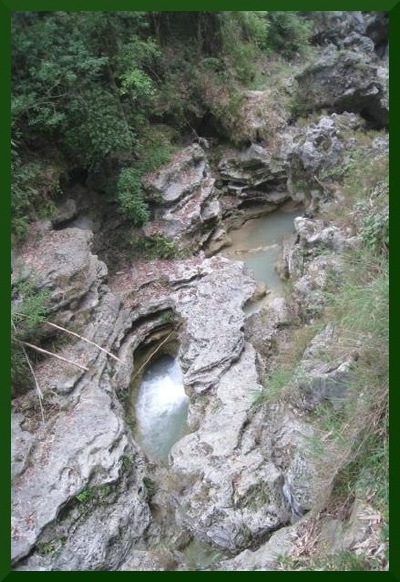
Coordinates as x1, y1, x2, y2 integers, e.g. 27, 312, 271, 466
135, 354, 189, 461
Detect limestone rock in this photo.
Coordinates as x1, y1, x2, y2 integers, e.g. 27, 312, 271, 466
51, 198, 77, 227
169, 344, 290, 552
11, 413, 34, 480
218, 144, 288, 192
16, 228, 108, 327
307, 12, 366, 47
215, 523, 297, 570
142, 145, 219, 249
295, 44, 388, 128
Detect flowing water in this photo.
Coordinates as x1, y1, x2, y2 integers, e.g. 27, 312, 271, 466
135, 208, 301, 460
135, 354, 189, 462
222, 208, 302, 296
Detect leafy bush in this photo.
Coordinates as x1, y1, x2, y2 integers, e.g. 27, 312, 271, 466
140, 234, 178, 259
116, 168, 150, 226
265, 12, 312, 59
11, 147, 60, 239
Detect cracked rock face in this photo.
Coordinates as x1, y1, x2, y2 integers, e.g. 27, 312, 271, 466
295, 44, 388, 128
170, 344, 291, 552
142, 144, 220, 249
12, 229, 152, 570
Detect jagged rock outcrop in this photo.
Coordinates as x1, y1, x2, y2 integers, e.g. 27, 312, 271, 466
295, 43, 388, 128
284, 113, 363, 211
11, 11, 388, 570
142, 145, 220, 250
215, 522, 297, 570
108, 254, 322, 555
15, 228, 107, 330
307, 11, 388, 58
12, 229, 152, 570
276, 215, 357, 320
217, 144, 289, 213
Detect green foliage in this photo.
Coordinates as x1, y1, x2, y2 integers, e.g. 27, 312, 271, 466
11, 279, 50, 337
36, 537, 67, 556
76, 484, 111, 504
64, 87, 135, 169
115, 126, 176, 225
143, 476, 157, 498
265, 12, 312, 59
360, 207, 389, 254
117, 168, 150, 226
11, 147, 59, 239
278, 549, 378, 571
139, 235, 178, 260
118, 37, 160, 103
219, 12, 268, 84
120, 454, 133, 474
11, 12, 161, 173
76, 486, 96, 503
253, 368, 293, 406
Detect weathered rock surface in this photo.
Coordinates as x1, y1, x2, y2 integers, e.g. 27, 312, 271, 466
142, 145, 220, 249
276, 215, 356, 321
296, 324, 358, 410
307, 11, 388, 58
170, 344, 291, 552
295, 44, 388, 128
215, 523, 297, 570
11, 414, 35, 480
110, 255, 320, 554
15, 228, 107, 329
12, 230, 152, 570
51, 198, 78, 227
11, 12, 388, 570
218, 144, 289, 200
307, 11, 367, 47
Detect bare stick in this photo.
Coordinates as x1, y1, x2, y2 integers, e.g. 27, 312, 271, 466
21, 341, 89, 371
45, 321, 124, 364
12, 321, 45, 425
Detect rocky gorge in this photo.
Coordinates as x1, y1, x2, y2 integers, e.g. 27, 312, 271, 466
11, 12, 389, 571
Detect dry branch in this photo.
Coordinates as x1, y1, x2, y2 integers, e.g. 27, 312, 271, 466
21, 341, 89, 371
46, 321, 124, 364
12, 320, 45, 425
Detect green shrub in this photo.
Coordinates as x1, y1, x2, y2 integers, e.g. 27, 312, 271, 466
116, 168, 150, 226
360, 207, 389, 254
11, 151, 59, 240
140, 234, 178, 260
265, 12, 312, 59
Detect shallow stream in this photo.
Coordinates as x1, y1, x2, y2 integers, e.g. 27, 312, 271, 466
222, 207, 302, 295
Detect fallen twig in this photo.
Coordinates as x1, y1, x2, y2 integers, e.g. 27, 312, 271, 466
21, 341, 89, 371
12, 320, 45, 425
46, 321, 124, 364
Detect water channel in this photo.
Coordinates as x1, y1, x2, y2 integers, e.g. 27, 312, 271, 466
135, 354, 189, 462
222, 207, 302, 297
135, 207, 302, 461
